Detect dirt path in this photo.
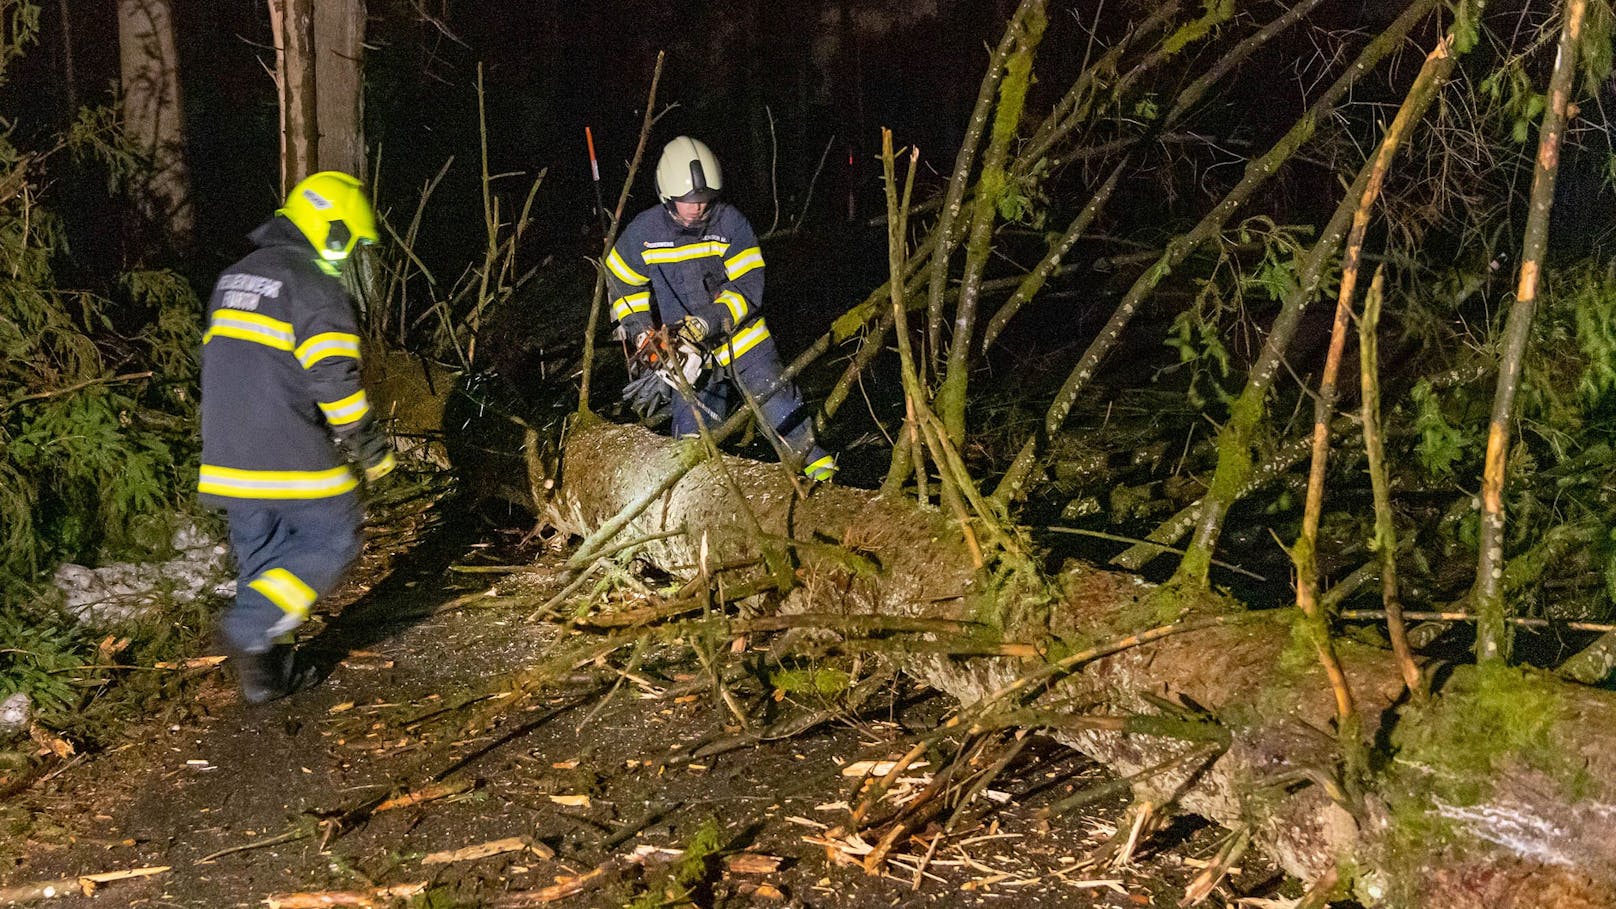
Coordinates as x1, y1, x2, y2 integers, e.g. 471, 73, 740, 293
0, 506, 1292, 908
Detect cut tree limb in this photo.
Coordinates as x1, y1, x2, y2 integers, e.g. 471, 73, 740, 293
545, 421, 1616, 908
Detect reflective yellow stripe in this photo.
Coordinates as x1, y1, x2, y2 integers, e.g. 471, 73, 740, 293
606, 248, 648, 285
805, 455, 837, 480
724, 246, 764, 280
295, 332, 362, 369
203, 310, 295, 351
248, 567, 317, 619
642, 241, 729, 265
713, 320, 770, 366
365, 451, 397, 481
715, 290, 749, 324
319, 390, 370, 426
198, 464, 358, 499
610, 291, 652, 322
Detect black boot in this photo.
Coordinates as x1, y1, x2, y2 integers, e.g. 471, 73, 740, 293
232, 643, 317, 705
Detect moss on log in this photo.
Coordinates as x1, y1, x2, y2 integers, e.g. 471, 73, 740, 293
543, 422, 1616, 908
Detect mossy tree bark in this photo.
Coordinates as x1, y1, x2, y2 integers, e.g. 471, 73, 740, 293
541, 421, 1616, 909
934, 0, 1046, 442
991, 0, 1439, 503
1473, 0, 1588, 664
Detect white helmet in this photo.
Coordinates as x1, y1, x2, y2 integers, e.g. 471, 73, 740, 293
655, 136, 723, 205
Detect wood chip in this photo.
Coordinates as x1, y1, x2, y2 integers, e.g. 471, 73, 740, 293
548, 794, 591, 808
79, 865, 170, 890
374, 779, 473, 813
154, 655, 228, 670
263, 881, 427, 907
422, 836, 531, 865
840, 759, 927, 778
29, 725, 74, 759
495, 864, 615, 905
723, 853, 782, 874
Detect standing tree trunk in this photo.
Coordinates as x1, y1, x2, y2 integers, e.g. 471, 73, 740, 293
269, 0, 318, 195
314, 0, 365, 179
1473, 0, 1588, 664
57, 0, 77, 114
117, 0, 194, 254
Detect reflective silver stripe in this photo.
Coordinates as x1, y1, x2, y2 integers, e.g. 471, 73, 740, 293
204, 310, 296, 351
198, 464, 359, 499
295, 332, 361, 369
249, 567, 317, 618
319, 390, 370, 426
610, 291, 652, 322
724, 246, 764, 280
715, 290, 749, 323
713, 320, 770, 366
642, 240, 729, 264
606, 248, 648, 285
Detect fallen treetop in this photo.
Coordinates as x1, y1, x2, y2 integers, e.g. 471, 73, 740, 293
545, 421, 1616, 909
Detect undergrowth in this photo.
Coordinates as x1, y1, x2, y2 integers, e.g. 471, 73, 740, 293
0, 0, 211, 757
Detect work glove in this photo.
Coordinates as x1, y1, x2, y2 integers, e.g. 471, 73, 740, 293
351, 430, 397, 484
675, 315, 708, 346
623, 369, 672, 421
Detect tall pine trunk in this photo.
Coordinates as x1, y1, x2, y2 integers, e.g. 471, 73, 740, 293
314, 0, 365, 179
117, 0, 194, 254
269, 0, 318, 194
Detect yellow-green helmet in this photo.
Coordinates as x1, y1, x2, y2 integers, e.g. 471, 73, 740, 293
278, 171, 378, 262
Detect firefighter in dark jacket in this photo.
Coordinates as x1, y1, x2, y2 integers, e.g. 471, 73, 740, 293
198, 171, 393, 704
605, 136, 836, 482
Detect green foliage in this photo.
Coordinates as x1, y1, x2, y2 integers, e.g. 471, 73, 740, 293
1567, 264, 1616, 404
1408, 379, 1472, 479
68, 104, 148, 194
1160, 0, 1235, 57
1478, 60, 1546, 144
1450, 0, 1485, 54
0, 0, 38, 88
0, 4, 206, 749
624, 817, 724, 909
0, 606, 87, 720
1580, 0, 1614, 93
1163, 307, 1232, 409
770, 665, 850, 699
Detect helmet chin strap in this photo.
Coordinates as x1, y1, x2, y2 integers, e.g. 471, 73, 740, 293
664, 199, 711, 230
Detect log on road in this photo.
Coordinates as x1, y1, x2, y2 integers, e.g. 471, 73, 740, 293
542, 422, 1616, 908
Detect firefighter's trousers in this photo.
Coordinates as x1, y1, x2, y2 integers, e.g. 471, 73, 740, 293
222, 496, 363, 654
671, 336, 835, 480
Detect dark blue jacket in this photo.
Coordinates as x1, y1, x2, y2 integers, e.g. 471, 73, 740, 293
198, 217, 385, 506
604, 202, 772, 366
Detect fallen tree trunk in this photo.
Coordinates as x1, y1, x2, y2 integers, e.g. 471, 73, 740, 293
544, 422, 1616, 908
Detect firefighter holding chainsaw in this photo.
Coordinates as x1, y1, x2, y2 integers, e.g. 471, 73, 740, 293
198, 171, 394, 704
605, 136, 836, 482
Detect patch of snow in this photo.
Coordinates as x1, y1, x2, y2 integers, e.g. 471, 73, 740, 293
52, 519, 232, 627
1434, 799, 1573, 867
0, 692, 30, 740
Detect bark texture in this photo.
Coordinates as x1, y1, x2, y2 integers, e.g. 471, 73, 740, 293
117, 0, 193, 250
271, 0, 318, 193
314, 0, 365, 178
545, 421, 1616, 909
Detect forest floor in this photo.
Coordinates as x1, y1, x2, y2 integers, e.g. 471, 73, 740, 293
0, 490, 1304, 909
